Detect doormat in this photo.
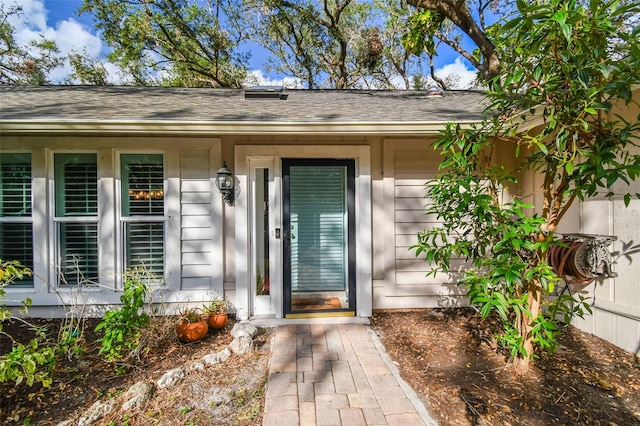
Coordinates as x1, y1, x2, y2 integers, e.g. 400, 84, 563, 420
291, 297, 342, 310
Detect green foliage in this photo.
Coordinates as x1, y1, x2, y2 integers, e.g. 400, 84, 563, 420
0, 3, 63, 84
202, 297, 228, 316
413, 0, 640, 368
66, 49, 109, 85
95, 268, 151, 361
402, 9, 444, 56
0, 259, 57, 387
179, 308, 203, 324
80, 0, 247, 87
0, 328, 56, 387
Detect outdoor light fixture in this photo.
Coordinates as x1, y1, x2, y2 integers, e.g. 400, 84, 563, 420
216, 163, 235, 206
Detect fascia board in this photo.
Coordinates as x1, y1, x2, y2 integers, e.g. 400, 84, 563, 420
0, 119, 481, 136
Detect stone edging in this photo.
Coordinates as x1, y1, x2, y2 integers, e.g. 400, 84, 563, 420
56, 322, 260, 426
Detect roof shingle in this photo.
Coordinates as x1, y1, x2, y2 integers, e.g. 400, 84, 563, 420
0, 86, 488, 123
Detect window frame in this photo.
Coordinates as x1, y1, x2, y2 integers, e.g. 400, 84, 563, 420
117, 152, 167, 286
51, 152, 100, 287
0, 152, 34, 287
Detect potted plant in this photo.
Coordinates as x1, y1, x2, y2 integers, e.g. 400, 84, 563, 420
176, 308, 208, 343
203, 298, 228, 329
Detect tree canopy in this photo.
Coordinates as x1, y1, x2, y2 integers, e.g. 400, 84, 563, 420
413, 0, 640, 372
236, 0, 427, 89
0, 3, 63, 85
79, 0, 248, 87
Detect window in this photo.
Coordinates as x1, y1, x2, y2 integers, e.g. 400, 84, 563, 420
0, 153, 33, 286
54, 153, 99, 286
121, 154, 165, 279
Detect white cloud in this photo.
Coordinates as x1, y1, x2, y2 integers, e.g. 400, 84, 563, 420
6, 0, 48, 32
245, 70, 304, 89
433, 57, 479, 89
7, 0, 105, 83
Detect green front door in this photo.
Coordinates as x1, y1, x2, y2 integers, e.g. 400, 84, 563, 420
282, 159, 356, 317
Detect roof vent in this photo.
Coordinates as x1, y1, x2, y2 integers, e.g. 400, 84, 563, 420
244, 85, 288, 100
425, 86, 444, 97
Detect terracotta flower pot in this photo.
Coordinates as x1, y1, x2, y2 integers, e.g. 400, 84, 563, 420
176, 319, 208, 343
207, 313, 228, 329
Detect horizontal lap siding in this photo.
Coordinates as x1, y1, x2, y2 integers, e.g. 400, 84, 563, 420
377, 142, 466, 310
573, 196, 640, 353
394, 178, 446, 287
180, 151, 213, 289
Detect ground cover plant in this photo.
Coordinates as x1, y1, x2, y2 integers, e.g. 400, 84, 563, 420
1, 263, 271, 425
0, 316, 272, 425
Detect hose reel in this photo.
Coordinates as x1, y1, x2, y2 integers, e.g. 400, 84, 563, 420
547, 233, 617, 289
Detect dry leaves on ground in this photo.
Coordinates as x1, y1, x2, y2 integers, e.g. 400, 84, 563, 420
371, 309, 640, 426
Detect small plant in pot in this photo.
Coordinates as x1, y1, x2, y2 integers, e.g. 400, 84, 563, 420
176, 308, 208, 343
203, 298, 228, 329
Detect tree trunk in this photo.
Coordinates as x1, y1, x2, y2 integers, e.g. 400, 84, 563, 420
514, 280, 542, 373
407, 0, 501, 80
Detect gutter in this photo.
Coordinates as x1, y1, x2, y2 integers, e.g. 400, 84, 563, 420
0, 119, 481, 136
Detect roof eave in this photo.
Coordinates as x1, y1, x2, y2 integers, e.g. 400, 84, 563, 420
0, 119, 481, 136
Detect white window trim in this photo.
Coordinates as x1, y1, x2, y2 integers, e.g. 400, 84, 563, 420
0, 151, 35, 289
116, 151, 169, 289
48, 150, 102, 290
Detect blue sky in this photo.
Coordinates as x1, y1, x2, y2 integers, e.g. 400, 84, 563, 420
9, 0, 477, 87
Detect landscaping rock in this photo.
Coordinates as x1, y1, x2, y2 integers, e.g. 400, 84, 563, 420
187, 361, 206, 371
157, 368, 185, 389
77, 400, 114, 426
217, 347, 232, 362
202, 348, 231, 365
231, 322, 258, 339
229, 335, 253, 355
121, 381, 154, 411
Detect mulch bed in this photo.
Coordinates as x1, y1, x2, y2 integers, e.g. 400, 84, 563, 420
0, 317, 272, 425
370, 309, 640, 425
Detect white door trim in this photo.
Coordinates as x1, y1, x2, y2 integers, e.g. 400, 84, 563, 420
234, 145, 372, 320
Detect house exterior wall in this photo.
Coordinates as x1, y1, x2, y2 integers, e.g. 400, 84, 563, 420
374, 139, 465, 309
1, 136, 224, 315
2, 133, 465, 318
8, 124, 636, 357
568, 89, 640, 354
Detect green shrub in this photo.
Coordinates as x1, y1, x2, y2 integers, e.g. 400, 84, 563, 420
0, 259, 57, 387
95, 268, 151, 361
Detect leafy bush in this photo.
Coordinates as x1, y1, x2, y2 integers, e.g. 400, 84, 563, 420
95, 268, 151, 361
0, 259, 57, 387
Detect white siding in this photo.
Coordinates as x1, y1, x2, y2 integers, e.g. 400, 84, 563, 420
573, 196, 640, 353
180, 151, 214, 290
376, 139, 464, 310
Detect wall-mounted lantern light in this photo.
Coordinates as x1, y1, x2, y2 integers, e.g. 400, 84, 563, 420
215, 163, 234, 206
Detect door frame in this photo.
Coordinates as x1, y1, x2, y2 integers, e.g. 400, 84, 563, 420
234, 145, 372, 320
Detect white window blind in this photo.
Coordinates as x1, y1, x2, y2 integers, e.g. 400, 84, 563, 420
289, 165, 347, 292
0, 153, 33, 286
0, 157, 31, 217
125, 223, 164, 277
55, 154, 98, 216
58, 223, 99, 285
121, 155, 164, 216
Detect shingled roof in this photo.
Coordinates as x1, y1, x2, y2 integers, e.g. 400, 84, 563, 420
0, 86, 488, 135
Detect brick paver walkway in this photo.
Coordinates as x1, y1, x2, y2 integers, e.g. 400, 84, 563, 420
262, 323, 436, 426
